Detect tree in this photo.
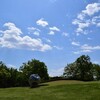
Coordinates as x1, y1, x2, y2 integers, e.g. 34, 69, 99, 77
19, 59, 49, 84
0, 61, 11, 87
8, 68, 18, 87
64, 55, 93, 81
0, 61, 8, 70
76, 55, 93, 81
63, 62, 79, 79
93, 64, 100, 80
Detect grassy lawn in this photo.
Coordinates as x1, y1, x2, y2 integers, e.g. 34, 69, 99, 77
0, 80, 100, 100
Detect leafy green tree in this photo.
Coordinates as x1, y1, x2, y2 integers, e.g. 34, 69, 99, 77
0, 61, 11, 87
15, 71, 28, 86
20, 59, 49, 84
64, 55, 93, 81
8, 68, 18, 87
64, 62, 79, 79
0, 68, 11, 87
76, 55, 93, 81
93, 64, 100, 80
0, 61, 8, 70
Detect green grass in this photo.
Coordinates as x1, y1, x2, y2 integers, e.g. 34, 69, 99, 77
0, 80, 100, 100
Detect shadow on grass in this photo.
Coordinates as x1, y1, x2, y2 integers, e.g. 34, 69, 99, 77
30, 83, 49, 88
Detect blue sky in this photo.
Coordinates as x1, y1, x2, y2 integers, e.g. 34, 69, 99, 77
0, 0, 100, 76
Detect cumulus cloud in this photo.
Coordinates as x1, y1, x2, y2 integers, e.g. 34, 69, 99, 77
87, 37, 92, 40
48, 31, 55, 35
48, 26, 60, 35
36, 18, 48, 27
91, 15, 100, 24
72, 19, 91, 35
73, 44, 100, 54
72, 3, 100, 35
44, 38, 52, 43
0, 22, 52, 52
49, 26, 60, 32
71, 41, 80, 46
28, 27, 40, 36
82, 3, 100, 16
2, 22, 22, 35
77, 3, 100, 20
62, 32, 69, 37
81, 44, 100, 51
53, 46, 63, 50
97, 22, 100, 27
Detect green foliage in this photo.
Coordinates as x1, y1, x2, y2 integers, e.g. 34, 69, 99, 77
64, 55, 95, 81
19, 59, 49, 82
76, 55, 93, 81
0, 61, 11, 87
0, 68, 11, 87
64, 62, 78, 79
0, 55, 100, 88
93, 64, 100, 80
0, 59, 49, 88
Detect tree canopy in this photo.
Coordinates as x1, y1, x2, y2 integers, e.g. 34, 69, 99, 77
19, 59, 49, 82
0, 55, 100, 88
64, 55, 100, 81
0, 59, 49, 88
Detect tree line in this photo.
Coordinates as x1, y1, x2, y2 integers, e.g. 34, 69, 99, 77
0, 55, 100, 88
0, 59, 49, 88
63, 55, 100, 81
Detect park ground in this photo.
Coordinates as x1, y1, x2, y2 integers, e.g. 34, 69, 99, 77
0, 80, 100, 100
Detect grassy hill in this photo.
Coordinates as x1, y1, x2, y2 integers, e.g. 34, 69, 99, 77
0, 80, 100, 100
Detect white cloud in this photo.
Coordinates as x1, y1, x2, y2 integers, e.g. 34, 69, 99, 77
72, 19, 90, 35
81, 44, 100, 51
72, 41, 80, 46
92, 15, 100, 27
73, 44, 100, 54
81, 49, 92, 53
49, 67, 64, 77
77, 13, 85, 20
48, 31, 55, 35
53, 46, 63, 50
43, 38, 52, 43
33, 31, 40, 36
2, 22, 22, 35
73, 51, 81, 54
49, 26, 60, 32
45, 39, 51, 43
28, 27, 40, 36
72, 3, 100, 35
73, 50, 92, 54
91, 15, 100, 25
87, 37, 92, 40
28, 27, 40, 32
76, 3, 100, 20
62, 32, 69, 37
82, 3, 100, 16
36, 18, 48, 27
48, 26, 60, 35
97, 23, 100, 27
76, 3, 100, 22
0, 22, 52, 52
